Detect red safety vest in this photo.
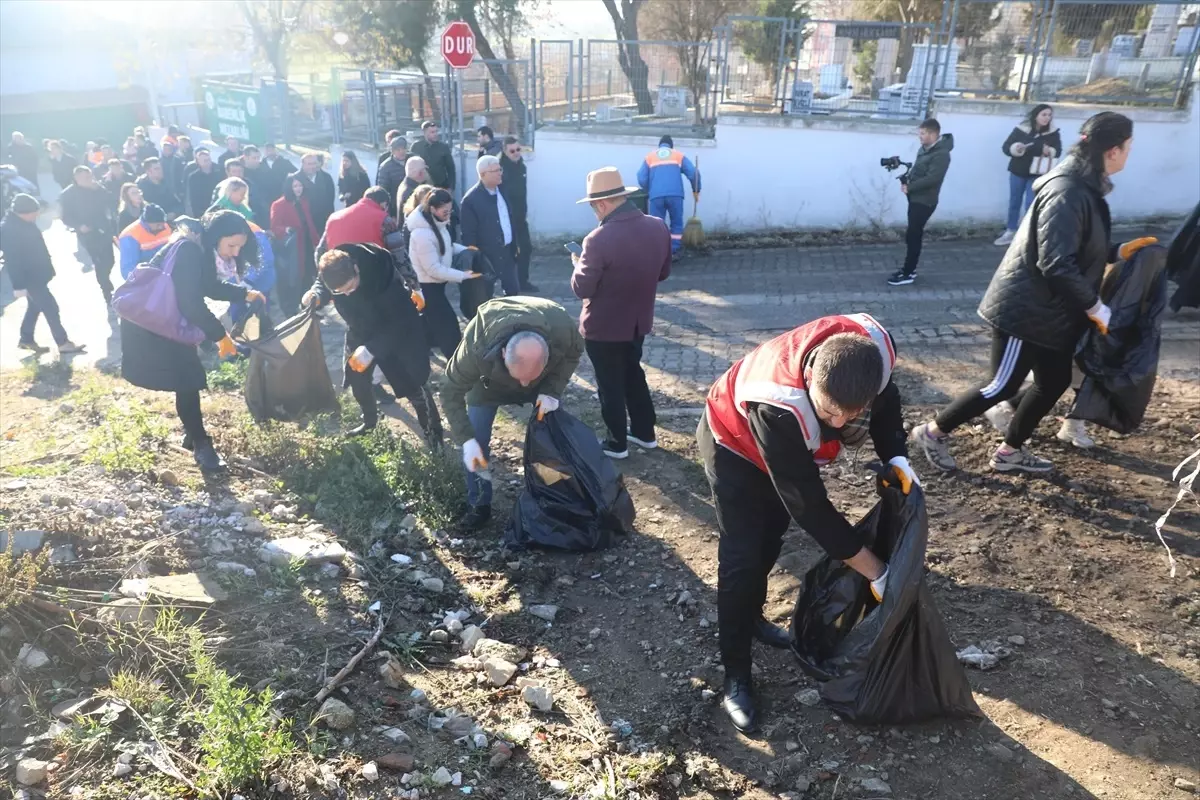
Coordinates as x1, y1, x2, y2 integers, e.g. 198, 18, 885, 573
706, 313, 896, 471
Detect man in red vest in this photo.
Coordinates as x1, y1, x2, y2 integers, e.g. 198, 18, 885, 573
699, 313, 920, 733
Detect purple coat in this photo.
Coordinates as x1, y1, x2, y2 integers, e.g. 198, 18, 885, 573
570, 202, 671, 341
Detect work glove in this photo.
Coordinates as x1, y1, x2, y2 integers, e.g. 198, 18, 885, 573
462, 439, 488, 473
217, 335, 238, 359
1118, 237, 1158, 260
348, 345, 374, 373
536, 394, 559, 421
870, 566, 889, 603
13, 289, 27, 299
411, 289, 426, 312
245, 289, 266, 306
1086, 300, 1112, 335
884, 456, 920, 495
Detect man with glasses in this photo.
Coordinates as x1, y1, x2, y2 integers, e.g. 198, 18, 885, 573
500, 137, 536, 292
461, 154, 518, 296
698, 313, 920, 733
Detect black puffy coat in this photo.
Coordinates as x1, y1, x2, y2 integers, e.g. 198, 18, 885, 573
978, 156, 1119, 353
0, 212, 56, 290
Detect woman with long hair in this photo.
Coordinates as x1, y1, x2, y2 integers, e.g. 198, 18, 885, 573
338, 151, 370, 206
269, 173, 320, 314
406, 188, 480, 358
119, 210, 265, 470
912, 112, 1156, 475
117, 183, 145, 231
209, 177, 276, 318
995, 104, 1063, 246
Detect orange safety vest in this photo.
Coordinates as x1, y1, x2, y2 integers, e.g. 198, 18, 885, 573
706, 313, 896, 471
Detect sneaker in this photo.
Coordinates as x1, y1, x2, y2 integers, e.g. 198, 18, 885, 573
983, 402, 1015, 434
1056, 418, 1095, 449
887, 270, 916, 286
192, 437, 226, 472
58, 341, 86, 354
911, 422, 956, 471
627, 431, 658, 449
17, 340, 49, 353
993, 230, 1016, 246
601, 440, 629, 459
990, 446, 1053, 473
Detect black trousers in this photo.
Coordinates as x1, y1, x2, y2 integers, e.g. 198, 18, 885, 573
935, 328, 1074, 448
586, 337, 656, 449
80, 230, 115, 303
19, 283, 68, 345
420, 282, 462, 358
698, 415, 792, 678
903, 201, 936, 275
513, 216, 534, 288
346, 354, 442, 441
176, 390, 207, 441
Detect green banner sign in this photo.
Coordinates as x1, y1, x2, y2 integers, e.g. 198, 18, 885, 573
203, 83, 266, 144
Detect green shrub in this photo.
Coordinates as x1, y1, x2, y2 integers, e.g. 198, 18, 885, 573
207, 359, 249, 392
84, 404, 169, 473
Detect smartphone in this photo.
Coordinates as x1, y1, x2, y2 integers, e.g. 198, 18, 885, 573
564, 241, 582, 256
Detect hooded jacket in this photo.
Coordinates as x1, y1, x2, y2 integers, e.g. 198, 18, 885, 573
905, 133, 953, 207
1001, 122, 1063, 178
405, 207, 470, 284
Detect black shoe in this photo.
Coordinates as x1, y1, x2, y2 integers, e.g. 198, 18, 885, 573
17, 340, 49, 353
722, 675, 758, 733
373, 384, 395, 405
347, 423, 376, 438
600, 440, 629, 459
457, 505, 491, 531
887, 270, 916, 286
519, 282, 539, 293
192, 437, 225, 472
181, 433, 194, 451
753, 617, 791, 650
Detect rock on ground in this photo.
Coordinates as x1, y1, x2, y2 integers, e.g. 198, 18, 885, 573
460, 624, 485, 653
16, 758, 48, 786
0, 530, 45, 557
17, 643, 51, 670
482, 656, 519, 687
316, 697, 355, 730
860, 777, 892, 794
522, 685, 554, 711
258, 536, 347, 567
528, 604, 559, 622
473, 638, 527, 663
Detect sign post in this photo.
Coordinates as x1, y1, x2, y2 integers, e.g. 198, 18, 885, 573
441, 21, 476, 198
202, 82, 266, 144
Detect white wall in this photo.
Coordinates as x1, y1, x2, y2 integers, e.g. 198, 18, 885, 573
524, 89, 1200, 239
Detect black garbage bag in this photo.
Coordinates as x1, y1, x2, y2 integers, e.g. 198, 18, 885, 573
1166, 202, 1200, 311
791, 480, 980, 724
237, 308, 339, 422
1070, 245, 1169, 433
455, 249, 495, 320
505, 410, 636, 551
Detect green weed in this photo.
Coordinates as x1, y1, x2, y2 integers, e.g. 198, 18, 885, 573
84, 404, 169, 473
20, 358, 73, 386
101, 668, 169, 714
53, 714, 112, 757
207, 359, 249, 392
0, 539, 46, 613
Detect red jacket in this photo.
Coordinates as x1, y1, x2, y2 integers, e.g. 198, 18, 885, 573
323, 197, 386, 249
706, 314, 896, 471
269, 195, 319, 276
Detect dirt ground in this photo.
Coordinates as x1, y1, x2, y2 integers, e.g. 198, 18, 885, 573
1, 351, 1198, 799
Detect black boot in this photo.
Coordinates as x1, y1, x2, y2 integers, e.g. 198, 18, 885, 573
753, 617, 791, 650
192, 437, 225, 472
457, 505, 491, 531
722, 675, 758, 733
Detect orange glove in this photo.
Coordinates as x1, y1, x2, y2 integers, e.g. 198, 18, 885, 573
348, 345, 373, 372
411, 290, 426, 311
1118, 237, 1158, 260
217, 335, 237, 359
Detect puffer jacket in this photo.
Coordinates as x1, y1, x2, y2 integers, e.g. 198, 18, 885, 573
405, 208, 469, 284
1001, 122, 1063, 177
978, 156, 1121, 353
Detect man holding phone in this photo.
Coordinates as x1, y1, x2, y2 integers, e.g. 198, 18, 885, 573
570, 167, 672, 459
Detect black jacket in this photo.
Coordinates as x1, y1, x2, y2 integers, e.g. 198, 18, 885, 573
59, 184, 115, 235
136, 175, 182, 214
161, 153, 186, 198
978, 156, 1121, 353
303, 169, 336, 232
185, 167, 222, 218
376, 156, 409, 208
499, 156, 528, 220
120, 238, 247, 393
0, 212, 55, 290
264, 155, 296, 185
339, 169, 370, 207
1001, 123, 1064, 178
478, 139, 503, 159
135, 142, 159, 163
99, 171, 131, 211
49, 154, 77, 189
6, 142, 39, 183
905, 134, 953, 207
411, 139, 456, 191
460, 181, 516, 278
242, 164, 275, 227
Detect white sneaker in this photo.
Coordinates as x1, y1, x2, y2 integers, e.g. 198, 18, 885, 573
1056, 418, 1095, 449
983, 402, 1015, 434
627, 432, 658, 449
993, 230, 1015, 246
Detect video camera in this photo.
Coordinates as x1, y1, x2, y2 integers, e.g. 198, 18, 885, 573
880, 156, 913, 184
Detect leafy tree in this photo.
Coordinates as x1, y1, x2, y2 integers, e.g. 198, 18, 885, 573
238, 0, 312, 79
643, 0, 744, 125
1055, 3, 1141, 42
453, 0, 532, 136
601, 0, 655, 115
734, 0, 809, 92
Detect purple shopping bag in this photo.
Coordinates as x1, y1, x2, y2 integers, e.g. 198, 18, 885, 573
112, 239, 206, 345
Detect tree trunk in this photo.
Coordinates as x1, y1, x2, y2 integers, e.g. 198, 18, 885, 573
414, 55, 442, 120
461, 8, 528, 136
603, 0, 655, 115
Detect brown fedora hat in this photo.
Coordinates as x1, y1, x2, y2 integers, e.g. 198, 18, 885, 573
576, 166, 639, 204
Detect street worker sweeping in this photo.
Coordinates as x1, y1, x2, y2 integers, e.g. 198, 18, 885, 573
637, 135, 700, 257
697, 313, 919, 733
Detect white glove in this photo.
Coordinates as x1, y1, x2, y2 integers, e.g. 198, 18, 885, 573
461, 439, 488, 473
13, 289, 28, 299
870, 566, 889, 602
348, 345, 373, 372
887, 456, 920, 494
1086, 300, 1112, 335
535, 394, 559, 420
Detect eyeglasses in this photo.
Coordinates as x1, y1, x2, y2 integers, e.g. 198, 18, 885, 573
506, 149, 520, 155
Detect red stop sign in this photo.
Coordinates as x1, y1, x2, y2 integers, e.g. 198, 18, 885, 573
441, 21, 476, 69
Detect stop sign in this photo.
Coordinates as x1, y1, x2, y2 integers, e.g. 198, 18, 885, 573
441, 21, 475, 69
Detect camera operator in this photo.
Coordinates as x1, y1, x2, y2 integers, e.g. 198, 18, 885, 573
887, 118, 953, 286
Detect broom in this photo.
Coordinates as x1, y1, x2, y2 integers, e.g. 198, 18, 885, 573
681, 155, 705, 251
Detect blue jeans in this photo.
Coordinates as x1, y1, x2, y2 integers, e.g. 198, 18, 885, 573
465, 404, 499, 507
648, 195, 685, 253
1006, 173, 1036, 232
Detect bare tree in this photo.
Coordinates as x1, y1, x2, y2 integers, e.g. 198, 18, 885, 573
601, 0, 654, 115
643, 0, 744, 125
238, 0, 311, 79
454, 0, 531, 136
